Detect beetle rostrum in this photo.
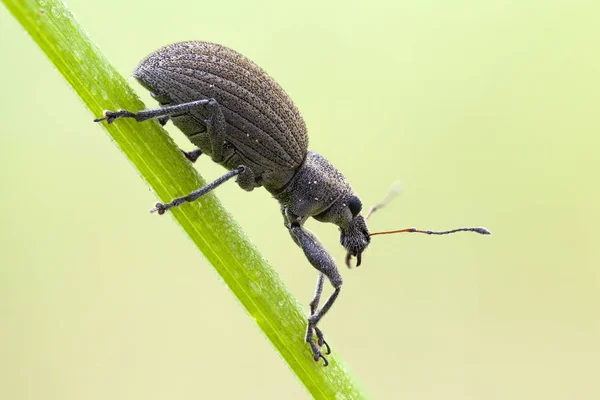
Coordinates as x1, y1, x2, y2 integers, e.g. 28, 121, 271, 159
95, 41, 490, 366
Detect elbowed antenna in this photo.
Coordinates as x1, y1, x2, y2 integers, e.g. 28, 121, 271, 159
365, 185, 491, 237
369, 226, 491, 237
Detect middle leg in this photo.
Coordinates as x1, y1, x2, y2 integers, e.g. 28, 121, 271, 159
151, 166, 246, 215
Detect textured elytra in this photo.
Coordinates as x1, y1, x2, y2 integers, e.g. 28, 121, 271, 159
133, 41, 308, 171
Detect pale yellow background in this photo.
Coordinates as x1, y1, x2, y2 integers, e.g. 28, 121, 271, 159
1, 1, 598, 399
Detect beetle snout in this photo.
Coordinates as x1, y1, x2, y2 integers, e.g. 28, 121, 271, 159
340, 215, 370, 268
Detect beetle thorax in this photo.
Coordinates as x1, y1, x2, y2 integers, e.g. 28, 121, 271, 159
271, 151, 354, 221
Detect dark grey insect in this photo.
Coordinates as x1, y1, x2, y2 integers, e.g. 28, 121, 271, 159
95, 41, 490, 366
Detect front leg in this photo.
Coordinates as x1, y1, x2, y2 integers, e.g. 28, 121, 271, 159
309, 273, 331, 356
286, 212, 343, 366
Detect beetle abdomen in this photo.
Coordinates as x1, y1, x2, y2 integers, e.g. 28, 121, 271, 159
132, 41, 308, 170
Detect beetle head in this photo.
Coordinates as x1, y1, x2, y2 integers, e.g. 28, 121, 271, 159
338, 195, 370, 267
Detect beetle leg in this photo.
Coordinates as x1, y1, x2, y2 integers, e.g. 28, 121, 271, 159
96, 98, 230, 166
286, 214, 343, 366
309, 273, 325, 315
94, 99, 214, 123
309, 273, 331, 354
181, 148, 203, 163
151, 166, 246, 215
201, 99, 227, 163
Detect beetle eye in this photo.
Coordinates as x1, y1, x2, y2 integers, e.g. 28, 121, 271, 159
347, 196, 362, 217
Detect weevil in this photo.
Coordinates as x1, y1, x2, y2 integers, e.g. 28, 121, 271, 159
95, 41, 490, 365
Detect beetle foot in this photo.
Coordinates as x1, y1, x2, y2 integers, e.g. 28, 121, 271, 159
314, 326, 331, 355
94, 110, 136, 124
309, 341, 329, 367
306, 322, 331, 366
150, 202, 170, 215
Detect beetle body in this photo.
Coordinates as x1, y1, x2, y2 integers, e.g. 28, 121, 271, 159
105, 41, 371, 365
96, 41, 489, 365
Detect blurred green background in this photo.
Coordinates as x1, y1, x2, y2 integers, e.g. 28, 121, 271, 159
1, 0, 598, 399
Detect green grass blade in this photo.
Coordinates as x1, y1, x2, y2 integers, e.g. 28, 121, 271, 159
1, 0, 367, 398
